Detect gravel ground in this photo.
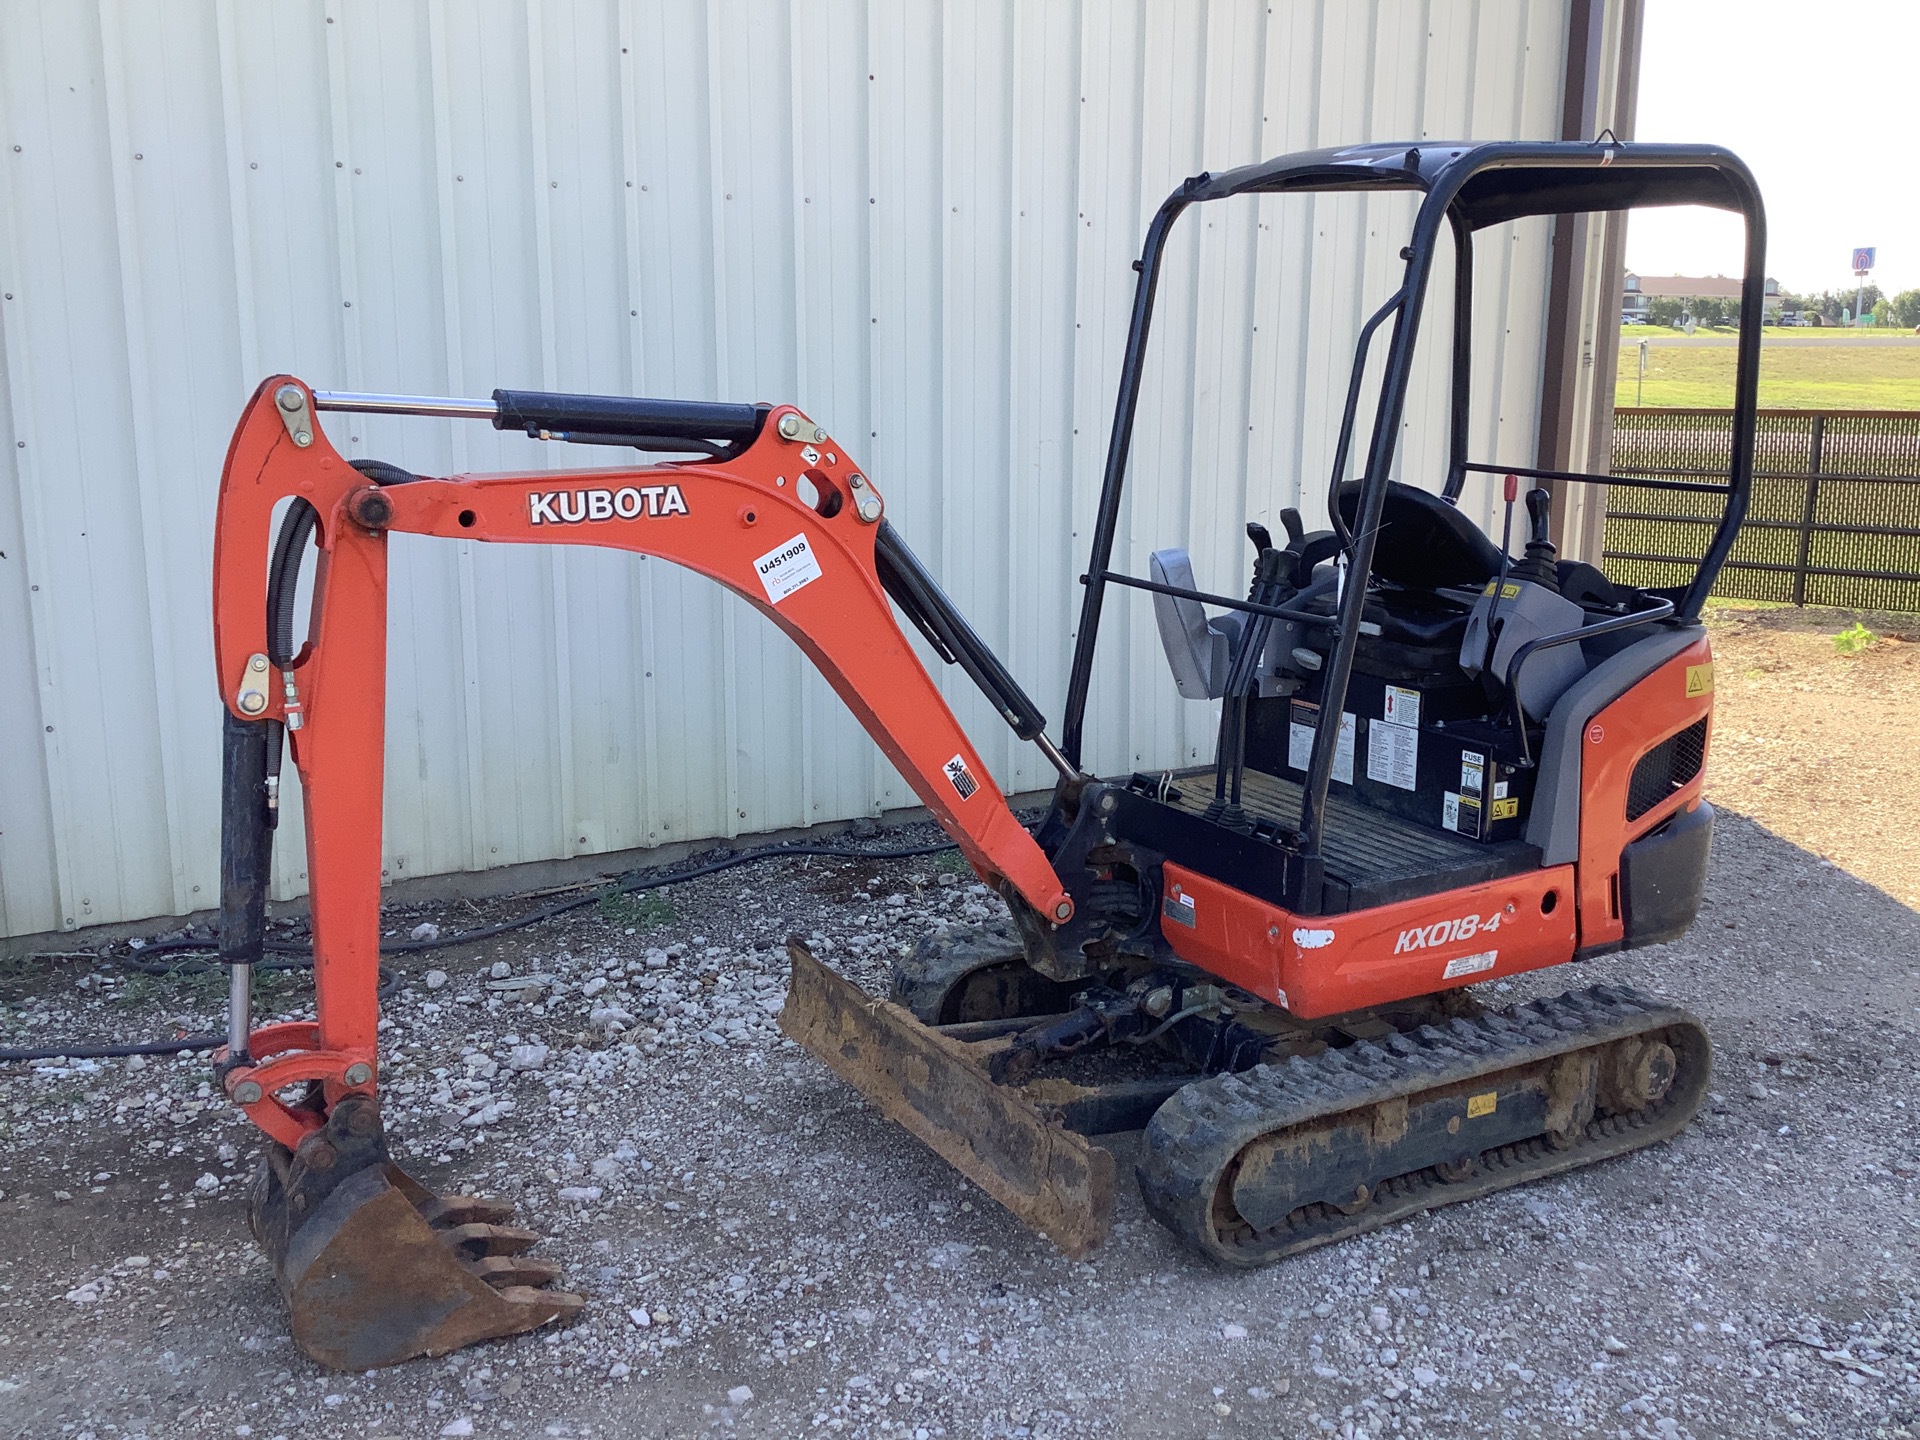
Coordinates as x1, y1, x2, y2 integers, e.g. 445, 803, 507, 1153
4, 619, 1919, 1440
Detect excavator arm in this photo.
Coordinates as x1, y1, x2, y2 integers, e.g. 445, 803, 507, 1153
208, 375, 1076, 1367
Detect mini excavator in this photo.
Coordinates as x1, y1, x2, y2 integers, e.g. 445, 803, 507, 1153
209, 142, 1763, 1369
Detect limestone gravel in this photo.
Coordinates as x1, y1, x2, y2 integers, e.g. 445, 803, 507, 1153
2, 622, 1918, 1437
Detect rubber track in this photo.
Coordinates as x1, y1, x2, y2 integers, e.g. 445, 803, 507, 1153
1137, 983, 1711, 1267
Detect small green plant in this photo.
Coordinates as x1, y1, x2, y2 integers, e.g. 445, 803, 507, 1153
931, 848, 972, 876
114, 962, 300, 1010
1833, 621, 1878, 655
597, 891, 674, 930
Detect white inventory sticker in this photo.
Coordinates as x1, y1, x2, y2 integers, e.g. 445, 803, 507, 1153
1366, 717, 1419, 791
1383, 685, 1422, 729
753, 533, 824, 604
1442, 950, 1498, 980
1288, 708, 1357, 785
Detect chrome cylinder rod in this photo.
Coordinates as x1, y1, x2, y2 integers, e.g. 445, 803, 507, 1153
1032, 731, 1082, 782
310, 389, 499, 420
227, 963, 253, 1063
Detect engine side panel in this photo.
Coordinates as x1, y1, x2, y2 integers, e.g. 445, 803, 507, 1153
1572, 638, 1715, 953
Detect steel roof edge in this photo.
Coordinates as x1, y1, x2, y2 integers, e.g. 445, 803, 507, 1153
1182, 140, 1758, 228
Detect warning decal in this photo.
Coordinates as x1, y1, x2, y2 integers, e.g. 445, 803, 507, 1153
1366, 717, 1419, 791
1288, 703, 1357, 785
1686, 662, 1715, 697
1443, 790, 1483, 839
1383, 685, 1421, 729
942, 753, 980, 800
754, 533, 824, 604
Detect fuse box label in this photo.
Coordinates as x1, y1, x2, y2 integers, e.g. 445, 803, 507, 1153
1460, 751, 1485, 795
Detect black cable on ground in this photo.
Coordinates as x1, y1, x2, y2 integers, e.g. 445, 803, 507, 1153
1, 834, 960, 1064
126, 835, 959, 963
0, 966, 406, 1065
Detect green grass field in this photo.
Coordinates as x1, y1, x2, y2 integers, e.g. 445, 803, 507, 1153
1616, 332, 1920, 409
1619, 324, 1919, 343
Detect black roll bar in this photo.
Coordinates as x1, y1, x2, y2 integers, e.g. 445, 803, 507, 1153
1325, 288, 1411, 551
1058, 140, 1766, 910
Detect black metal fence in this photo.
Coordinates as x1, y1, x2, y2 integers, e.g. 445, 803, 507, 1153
1604, 409, 1920, 612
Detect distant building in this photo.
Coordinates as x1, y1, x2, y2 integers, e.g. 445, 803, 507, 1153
1621, 272, 1781, 321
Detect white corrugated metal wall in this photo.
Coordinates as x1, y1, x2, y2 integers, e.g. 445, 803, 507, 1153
0, 0, 1605, 938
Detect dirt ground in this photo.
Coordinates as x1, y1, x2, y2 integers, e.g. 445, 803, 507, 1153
1703, 603, 1920, 910
3, 606, 1919, 1440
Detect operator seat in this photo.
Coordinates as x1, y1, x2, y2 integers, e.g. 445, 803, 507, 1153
1335, 480, 1503, 591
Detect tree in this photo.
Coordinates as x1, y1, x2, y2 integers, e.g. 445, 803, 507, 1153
1644, 295, 1686, 327
1691, 296, 1730, 327
1819, 282, 1883, 322
1892, 289, 1920, 328
1777, 289, 1821, 318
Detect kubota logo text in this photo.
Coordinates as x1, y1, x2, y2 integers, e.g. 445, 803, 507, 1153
1393, 911, 1504, 954
528, 484, 690, 525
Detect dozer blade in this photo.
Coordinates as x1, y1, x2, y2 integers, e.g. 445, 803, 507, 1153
248, 1094, 583, 1371
778, 940, 1115, 1258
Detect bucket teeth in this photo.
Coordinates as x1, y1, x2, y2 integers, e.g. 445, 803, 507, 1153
438, 1221, 544, 1257
418, 1194, 519, 1228
247, 1094, 583, 1371
469, 1254, 567, 1289
494, 1284, 588, 1319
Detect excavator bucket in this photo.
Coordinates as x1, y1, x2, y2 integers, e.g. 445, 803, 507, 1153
248, 1094, 583, 1371
778, 940, 1115, 1257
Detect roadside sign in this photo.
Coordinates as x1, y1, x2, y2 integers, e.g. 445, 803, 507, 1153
1853, 246, 1876, 273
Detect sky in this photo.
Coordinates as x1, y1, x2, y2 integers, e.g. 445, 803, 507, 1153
1627, 0, 1918, 299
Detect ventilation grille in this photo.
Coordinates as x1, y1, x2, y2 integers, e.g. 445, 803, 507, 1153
1626, 718, 1708, 822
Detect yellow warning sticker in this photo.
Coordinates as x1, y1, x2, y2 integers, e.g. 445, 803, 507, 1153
1685, 662, 1715, 697
1481, 581, 1524, 599
1490, 796, 1519, 821
1467, 1091, 1498, 1119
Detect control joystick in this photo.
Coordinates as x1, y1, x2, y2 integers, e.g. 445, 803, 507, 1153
1510, 487, 1561, 593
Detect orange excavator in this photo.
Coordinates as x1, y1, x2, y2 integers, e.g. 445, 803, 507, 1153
209, 141, 1763, 1369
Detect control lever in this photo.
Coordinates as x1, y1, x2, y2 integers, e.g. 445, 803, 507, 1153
1279, 507, 1305, 545
1511, 487, 1562, 593
1482, 473, 1520, 673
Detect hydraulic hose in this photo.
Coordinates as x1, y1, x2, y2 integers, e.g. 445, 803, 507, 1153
1, 834, 961, 1063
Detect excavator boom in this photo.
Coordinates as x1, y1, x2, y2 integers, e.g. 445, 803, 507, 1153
210, 375, 1075, 1367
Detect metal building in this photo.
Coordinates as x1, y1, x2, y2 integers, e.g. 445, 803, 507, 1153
0, 1, 1641, 940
